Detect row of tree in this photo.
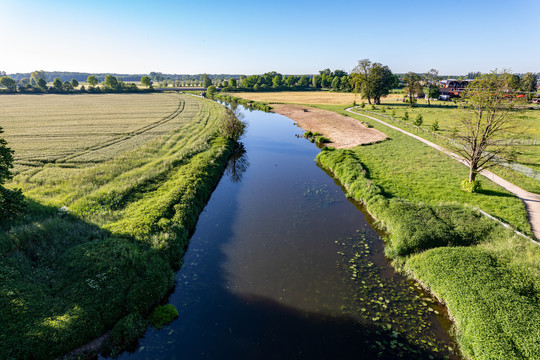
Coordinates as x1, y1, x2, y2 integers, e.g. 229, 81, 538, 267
0, 74, 154, 94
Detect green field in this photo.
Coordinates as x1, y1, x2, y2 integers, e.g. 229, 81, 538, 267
362, 99, 540, 191
312, 104, 540, 359
0, 93, 234, 359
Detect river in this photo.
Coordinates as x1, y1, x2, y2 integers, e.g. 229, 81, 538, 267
107, 103, 459, 359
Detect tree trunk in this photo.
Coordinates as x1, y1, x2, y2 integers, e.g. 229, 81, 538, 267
469, 166, 477, 182
367, 96, 372, 105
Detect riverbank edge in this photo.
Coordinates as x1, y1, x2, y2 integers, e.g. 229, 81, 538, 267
316, 147, 540, 360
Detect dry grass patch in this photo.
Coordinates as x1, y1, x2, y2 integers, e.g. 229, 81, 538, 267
232, 91, 401, 106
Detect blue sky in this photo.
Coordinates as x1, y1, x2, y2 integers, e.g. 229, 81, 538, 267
1, 0, 539, 75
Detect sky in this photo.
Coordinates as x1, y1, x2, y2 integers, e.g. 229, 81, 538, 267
1, 0, 539, 76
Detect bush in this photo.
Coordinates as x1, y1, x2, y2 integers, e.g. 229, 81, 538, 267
148, 304, 179, 329
360, 101, 366, 108
105, 313, 147, 357
413, 114, 423, 126
403, 111, 409, 121
461, 178, 481, 193
431, 119, 439, 132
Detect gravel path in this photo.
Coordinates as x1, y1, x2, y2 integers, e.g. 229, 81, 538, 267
346, 107, 540, 241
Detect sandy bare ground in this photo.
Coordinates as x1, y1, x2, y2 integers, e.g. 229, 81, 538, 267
347, 107, 540, 242
272, 104, 387, 149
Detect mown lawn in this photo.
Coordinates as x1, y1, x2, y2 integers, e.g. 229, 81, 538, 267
0, 93, 233, 359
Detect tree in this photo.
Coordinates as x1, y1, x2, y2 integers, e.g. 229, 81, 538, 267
52, 77, 63, 90
62, 81, 73, 92
103, 75, 119, 91
18, 78, 30, 87
0, 127, 25, 221
298, 75, 309, 88
0, 76, 17, 92
368, 63, 394, 104
521, 72, 537, 97
331, 76, 340, 90
206, 85, 217, 99
425, 68, 441, 106
37, 78, 47, 91
70, 79, 79, 88
272, 74, 283, 87
352, 59, 372, 104
229, 78, 237, 88
451, 71, 523, 187
141, 76, 153, 88
30, 70, 46, 86
87, 75, 98, 87
312, 75, 320, 88
285, 75, 297, 87
201, 74, 212, 88
219, 108, 247, 142
403, 72, 422, 107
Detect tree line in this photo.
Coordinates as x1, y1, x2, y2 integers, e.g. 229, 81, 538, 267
0, 72, 155, 94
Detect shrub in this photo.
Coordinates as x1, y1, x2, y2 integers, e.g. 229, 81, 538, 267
403, 111, 409, 121
413, 114, 423, 126
461, 179, 481, 193
431, 119, 439, 132
314, 136, 330, 144
360, 101, 366, 108
148, 304, 179, 329
105, 313, 147, 357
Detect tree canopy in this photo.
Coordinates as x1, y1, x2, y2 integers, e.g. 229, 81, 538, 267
87, 75, 98, 86
141, 76, 153, 88
452, 71, 524, 187
0, 76, 17, 92
403, 72, 422, 107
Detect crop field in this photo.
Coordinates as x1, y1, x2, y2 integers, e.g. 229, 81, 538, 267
0, 93, 234, 359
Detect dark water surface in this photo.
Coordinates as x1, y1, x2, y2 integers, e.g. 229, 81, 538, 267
109, 105, 459, 359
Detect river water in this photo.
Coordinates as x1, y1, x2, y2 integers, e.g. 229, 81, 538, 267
109, 104, 459, 359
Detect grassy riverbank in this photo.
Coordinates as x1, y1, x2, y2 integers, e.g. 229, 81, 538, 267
0, 94, 233, 359
315, 106, 540, 359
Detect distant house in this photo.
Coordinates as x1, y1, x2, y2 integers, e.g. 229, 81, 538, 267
439, 79, 472, 98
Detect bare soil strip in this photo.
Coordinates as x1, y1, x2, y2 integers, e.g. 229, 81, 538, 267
272, 104, 387, 148
347, 107, 540, 241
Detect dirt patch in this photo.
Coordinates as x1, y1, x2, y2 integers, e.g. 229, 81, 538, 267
272, 104, 387, 149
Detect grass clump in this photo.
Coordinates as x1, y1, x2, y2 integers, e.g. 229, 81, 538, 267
148, 304, 179, 329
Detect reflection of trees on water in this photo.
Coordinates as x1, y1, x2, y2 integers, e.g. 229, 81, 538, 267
226, 143, 249, 183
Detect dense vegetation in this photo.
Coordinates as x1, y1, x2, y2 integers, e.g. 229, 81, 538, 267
0, 94, 235, 359
315, 106, 540, 359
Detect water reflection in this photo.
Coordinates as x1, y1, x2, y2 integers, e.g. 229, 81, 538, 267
225, 143, 249, 183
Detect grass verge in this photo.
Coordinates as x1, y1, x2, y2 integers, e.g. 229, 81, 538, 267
317, 139, 540, 359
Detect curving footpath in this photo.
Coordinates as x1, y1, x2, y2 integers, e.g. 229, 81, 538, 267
345, 107, 540, 242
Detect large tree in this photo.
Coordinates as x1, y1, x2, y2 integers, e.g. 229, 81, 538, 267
141, 76, 153, 88
521, 72, 537, 95
103, 75, 119, 91
451, 72, 523, 186
403, 72, 422, 107
52, 77, 63, 90
352, 59, 372, 104
368, 63, 394, 104
87, 75, 98, 87
201, 74, 212, 88
424, 68, 441, 106
0, 76, 17, 92
30, 70, 46, 86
